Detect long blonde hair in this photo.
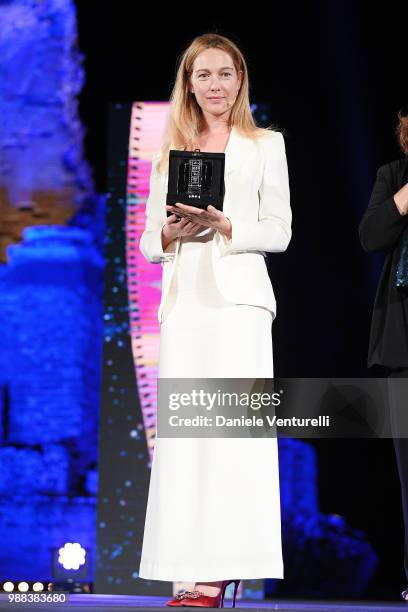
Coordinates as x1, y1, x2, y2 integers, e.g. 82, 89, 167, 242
157, 32, 274, 174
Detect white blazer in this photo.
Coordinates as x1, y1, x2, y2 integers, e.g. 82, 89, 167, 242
139, 126, 292, 324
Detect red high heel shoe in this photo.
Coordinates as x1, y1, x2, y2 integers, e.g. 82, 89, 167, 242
166, 579, 241, 607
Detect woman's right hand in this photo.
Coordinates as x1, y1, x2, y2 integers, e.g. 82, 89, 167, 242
394, 183, 408, 216
161, 214, 203, 251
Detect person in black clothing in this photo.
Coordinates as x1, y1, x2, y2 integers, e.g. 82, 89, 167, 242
359, 107, 408, 601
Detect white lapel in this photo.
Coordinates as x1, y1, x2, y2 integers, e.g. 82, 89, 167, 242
224, 125, 253, 175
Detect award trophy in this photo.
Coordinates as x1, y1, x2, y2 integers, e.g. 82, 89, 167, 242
166, 149, 225, 216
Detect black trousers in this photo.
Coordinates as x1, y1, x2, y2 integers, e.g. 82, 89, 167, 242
389, 368, 408, 580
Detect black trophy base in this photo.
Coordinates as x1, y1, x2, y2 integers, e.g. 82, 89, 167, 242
166, 193, 223, 217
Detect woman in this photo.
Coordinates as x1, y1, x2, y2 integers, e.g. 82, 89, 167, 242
138, 33, 291, 608
359, 106, 408, 601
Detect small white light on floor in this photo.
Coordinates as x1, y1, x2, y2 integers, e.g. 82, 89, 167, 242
17, 582, 29, 592
32, 582, 44, 592
3, 582, 14, 592
58, 542, 86, 570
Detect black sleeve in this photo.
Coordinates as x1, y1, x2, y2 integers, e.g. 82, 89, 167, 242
359, 165, 407, 252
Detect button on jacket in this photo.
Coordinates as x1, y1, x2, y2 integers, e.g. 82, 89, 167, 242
139, 126, 292, 324
359, 158, 408, 368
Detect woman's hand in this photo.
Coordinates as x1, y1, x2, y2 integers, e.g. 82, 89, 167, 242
394, 183, 408, 216
166, 203, 232, 240
161, 213, 204, 251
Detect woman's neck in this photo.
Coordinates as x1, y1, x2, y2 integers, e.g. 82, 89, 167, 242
200, 115, 230, 136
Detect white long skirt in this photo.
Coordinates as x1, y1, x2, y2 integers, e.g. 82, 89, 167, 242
138, 228, 283, 582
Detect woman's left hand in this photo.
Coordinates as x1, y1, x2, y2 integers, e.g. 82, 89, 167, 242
165, 203, 232, 239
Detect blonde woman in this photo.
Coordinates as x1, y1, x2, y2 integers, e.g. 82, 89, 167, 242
138, 33, 292, 608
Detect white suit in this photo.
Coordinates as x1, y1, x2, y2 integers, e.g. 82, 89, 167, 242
139, 126, 292, 323
138, 127, 291, 582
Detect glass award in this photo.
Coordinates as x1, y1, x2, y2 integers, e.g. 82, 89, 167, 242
166, 149, 225, 216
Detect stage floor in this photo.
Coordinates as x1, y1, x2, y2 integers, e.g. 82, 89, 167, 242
0, 594, 407, 611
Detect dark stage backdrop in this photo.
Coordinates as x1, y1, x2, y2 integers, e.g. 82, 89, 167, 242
80, 1, 408, 599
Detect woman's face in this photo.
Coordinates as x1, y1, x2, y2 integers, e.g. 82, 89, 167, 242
189, 48, 242, 120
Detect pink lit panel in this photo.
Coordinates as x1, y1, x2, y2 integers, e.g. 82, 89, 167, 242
126, 101, 169, 467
